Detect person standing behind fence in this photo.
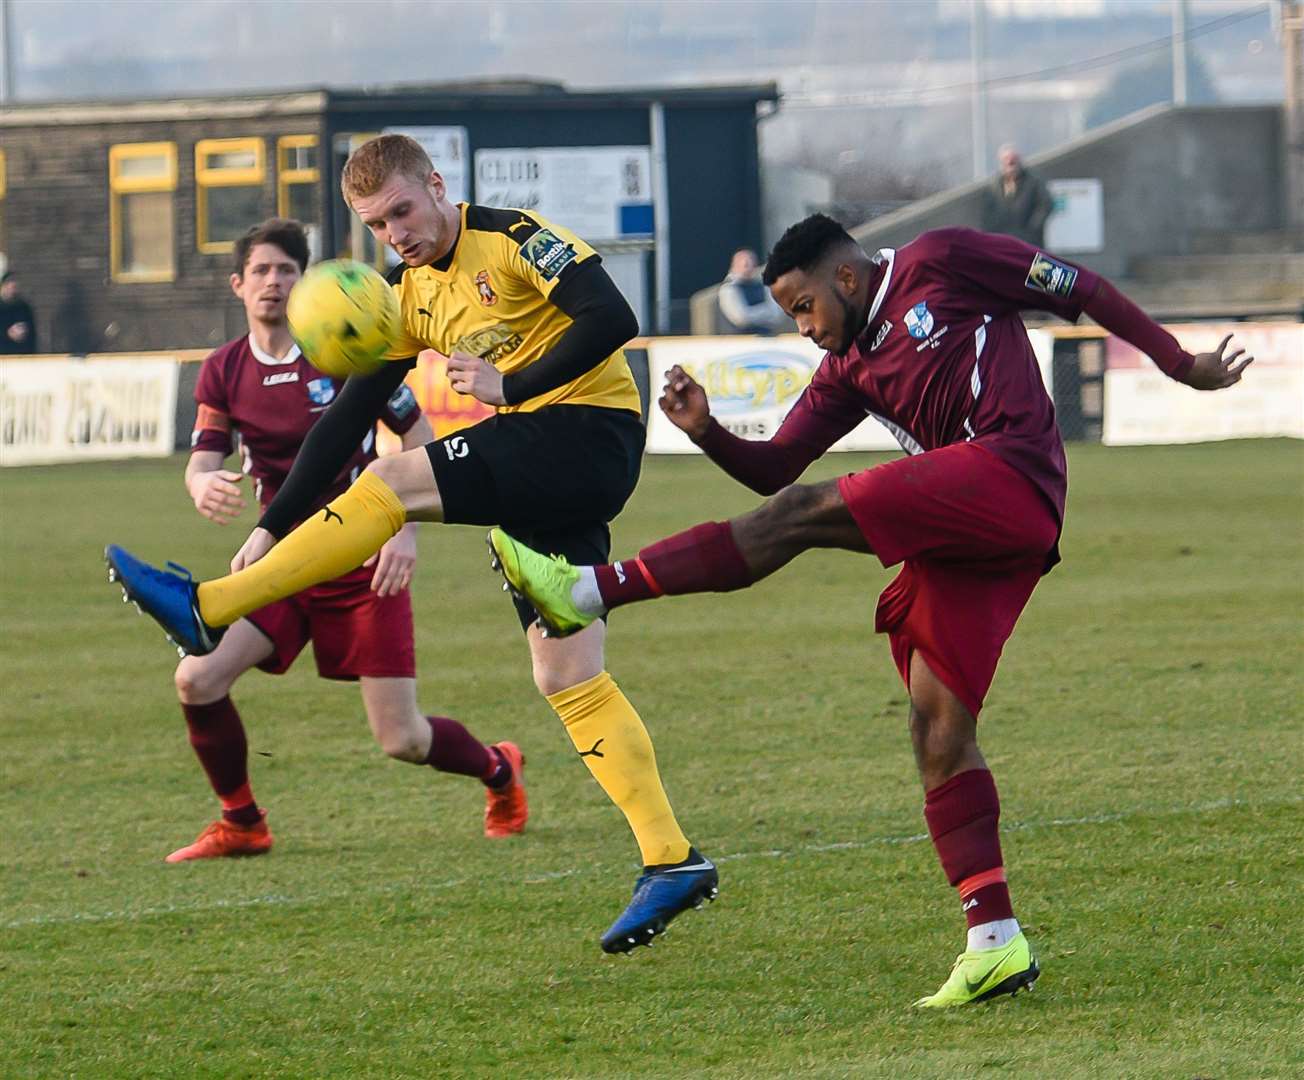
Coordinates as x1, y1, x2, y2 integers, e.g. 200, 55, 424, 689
0, 271, 38, 354
982, 145, 1054, 248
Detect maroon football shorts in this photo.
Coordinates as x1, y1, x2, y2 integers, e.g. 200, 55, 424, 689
837, 441, 1059, 718
245, 562, 416, 681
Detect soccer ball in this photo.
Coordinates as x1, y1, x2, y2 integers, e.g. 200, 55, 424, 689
287, 259, 400, 379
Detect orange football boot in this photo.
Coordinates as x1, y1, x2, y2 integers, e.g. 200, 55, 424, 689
484, 741, 528, 838
165, 811, 273, 863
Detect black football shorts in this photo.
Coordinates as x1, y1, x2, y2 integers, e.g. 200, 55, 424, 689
425, 404, 645, 630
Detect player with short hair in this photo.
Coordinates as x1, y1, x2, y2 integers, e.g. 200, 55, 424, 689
138, 217, 526, 862
107, 140, 716, 952
486, 214, 1253, 1005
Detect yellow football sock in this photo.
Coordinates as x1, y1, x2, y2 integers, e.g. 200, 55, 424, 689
196, 470, 406, 627
548, 671, 692, 867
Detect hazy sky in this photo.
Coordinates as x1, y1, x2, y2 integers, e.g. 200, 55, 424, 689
4, 0, 1282, 104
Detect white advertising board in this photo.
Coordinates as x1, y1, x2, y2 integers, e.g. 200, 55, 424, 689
0, 358, 179, 466
1045, 178, 1103, 254
1103, 324, 1303, 445
473, 146, 654, 242
384, 126, 470, 204
645, 336, 900, 454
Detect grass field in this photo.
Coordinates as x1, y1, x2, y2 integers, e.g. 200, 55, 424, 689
2, 440, 1302, 1078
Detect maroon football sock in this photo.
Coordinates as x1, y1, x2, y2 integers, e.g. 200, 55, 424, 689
596, 521, 753, 609
923, 768, 1015, 927
182, 698, 262, 826
425, 716, 503, 786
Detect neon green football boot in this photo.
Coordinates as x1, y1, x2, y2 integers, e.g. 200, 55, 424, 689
487, 528, 597, 637
913, 931, 1040, 1008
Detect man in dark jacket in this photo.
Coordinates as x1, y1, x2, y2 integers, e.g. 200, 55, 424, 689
0, 271, 38, 354
981, 145, 1054, 248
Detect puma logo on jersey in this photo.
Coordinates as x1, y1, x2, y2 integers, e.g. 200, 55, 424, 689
322, 507, 344, 525
508, 216, 533, 233
578, 739, 605, 759
416, 307, 434, 319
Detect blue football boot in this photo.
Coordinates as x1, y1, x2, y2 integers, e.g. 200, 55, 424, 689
600, 847, 719, 954
105, 544, 224, 657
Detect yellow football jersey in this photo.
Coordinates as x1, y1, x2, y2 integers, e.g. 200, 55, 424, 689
384, 204, 640, 416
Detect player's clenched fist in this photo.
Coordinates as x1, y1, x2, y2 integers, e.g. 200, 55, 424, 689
659, 364, 712, 441
188, 468, 247, 525
441, 348, 506, 406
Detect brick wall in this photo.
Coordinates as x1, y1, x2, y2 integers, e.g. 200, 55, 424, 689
3, 111, 323, 355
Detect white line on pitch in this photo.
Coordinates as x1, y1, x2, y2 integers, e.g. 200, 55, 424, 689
4, 793, 1296, 931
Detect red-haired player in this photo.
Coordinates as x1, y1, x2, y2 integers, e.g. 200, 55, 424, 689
163, 218, 525, 862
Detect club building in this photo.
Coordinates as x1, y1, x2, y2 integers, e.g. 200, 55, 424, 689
0, 79, 776, 354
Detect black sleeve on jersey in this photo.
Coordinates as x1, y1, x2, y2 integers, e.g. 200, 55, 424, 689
499, 259, 639, 406
257, 358, 416, 539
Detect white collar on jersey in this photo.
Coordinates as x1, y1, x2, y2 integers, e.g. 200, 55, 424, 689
864, 248, 896, 327
247, 334, 302, 367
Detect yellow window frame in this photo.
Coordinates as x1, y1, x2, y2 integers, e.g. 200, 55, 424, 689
109, 142, 178, 283
277, 134, 319, 219
0, 148, 7, 199
195, 137, 266, 254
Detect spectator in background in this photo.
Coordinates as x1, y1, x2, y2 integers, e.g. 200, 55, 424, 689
718, 248, 791, 335
0, 271, 38, 354
982, 145, 1054, 248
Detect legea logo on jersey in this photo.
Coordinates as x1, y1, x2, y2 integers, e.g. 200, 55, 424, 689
904, 302, 935, 340
306, 378, 336, 406
683, 351, 815, 414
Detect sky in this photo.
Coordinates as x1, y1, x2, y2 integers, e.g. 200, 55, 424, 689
1, 0, 1285, 196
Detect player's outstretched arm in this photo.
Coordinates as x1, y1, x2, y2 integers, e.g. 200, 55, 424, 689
184, 449, 246, 526
1082, 279, 1252, 390
659, 365, 830, 495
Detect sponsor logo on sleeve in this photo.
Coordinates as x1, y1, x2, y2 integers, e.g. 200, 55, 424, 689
519, 228, 578, 281
869, 319, 893, 351
1025, 252, 1078, 298
904, 301, 935, 340
306, 377, 336, 406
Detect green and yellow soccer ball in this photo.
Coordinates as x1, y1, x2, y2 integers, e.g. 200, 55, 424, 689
287, 259, 400, 379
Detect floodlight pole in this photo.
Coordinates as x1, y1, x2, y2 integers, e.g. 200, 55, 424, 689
971, 0, 989, 182
1172, 0, 1190, 106
0, 0, 14, 105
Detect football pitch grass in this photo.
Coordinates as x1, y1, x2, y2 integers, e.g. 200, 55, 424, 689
2, 441, 1301, 1078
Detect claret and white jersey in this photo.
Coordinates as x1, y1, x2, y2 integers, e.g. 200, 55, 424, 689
773, 227, 1102, 525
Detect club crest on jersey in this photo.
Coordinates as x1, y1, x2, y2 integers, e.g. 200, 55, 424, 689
1025, 252, 1078, 298
475, 269, 499, 306
904, 302, 935, 340
520, 228, 578, 281
306, 378, 336, 406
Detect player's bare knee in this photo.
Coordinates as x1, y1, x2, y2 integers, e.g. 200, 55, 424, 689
369, 712, 427, 762
910, 705, 973, 776
174, 657, 230, 705
363, 449, 441, 520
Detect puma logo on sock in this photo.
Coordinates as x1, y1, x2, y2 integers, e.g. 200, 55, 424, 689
322, 507, 344, 525
578, 739, 605, 758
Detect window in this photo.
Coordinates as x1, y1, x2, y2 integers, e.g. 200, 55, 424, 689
109, 143, 177, 282
195, 138, 266, 253
277, 135, 319, 225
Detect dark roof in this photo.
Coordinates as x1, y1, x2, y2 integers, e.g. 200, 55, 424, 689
0, 79, 779, 126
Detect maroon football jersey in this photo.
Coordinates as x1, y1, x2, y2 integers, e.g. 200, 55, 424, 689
774, 228, 1100, 524
191, 336, 421, 515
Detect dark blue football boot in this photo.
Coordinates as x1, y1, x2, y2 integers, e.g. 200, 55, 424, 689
105, 544, 224, 657
600, 847, 719, 954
